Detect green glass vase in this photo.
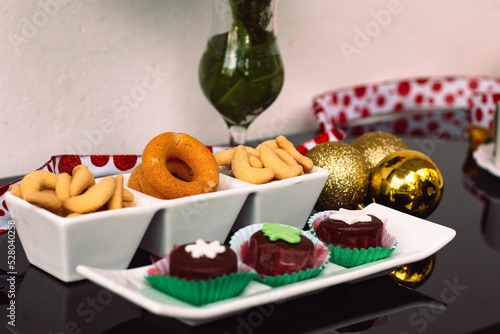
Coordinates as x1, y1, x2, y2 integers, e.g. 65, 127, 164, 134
199, 0, 284, 145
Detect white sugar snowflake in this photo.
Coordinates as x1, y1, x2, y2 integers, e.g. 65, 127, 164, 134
330, 208, 371, 225
185, 239, 226, 259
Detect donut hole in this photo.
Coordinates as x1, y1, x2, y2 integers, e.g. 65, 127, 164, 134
166, 158, 194, 182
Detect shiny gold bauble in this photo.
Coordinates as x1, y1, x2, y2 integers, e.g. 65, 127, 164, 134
390, 253, 437, 289
370, 150, 444, 218
306, 141, 370, 211
464, 125, 492, 151
351, 131, 408, 170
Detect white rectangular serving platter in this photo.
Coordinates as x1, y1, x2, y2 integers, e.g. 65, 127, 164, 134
77, 203, 456, 326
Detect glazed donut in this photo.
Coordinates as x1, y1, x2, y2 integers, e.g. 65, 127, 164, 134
128, 159, 192, 194
127, 164, 142, 192
142, 132, 219, 199
137, 164, 168, 199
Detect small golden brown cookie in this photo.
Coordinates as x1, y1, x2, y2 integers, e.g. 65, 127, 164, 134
25, 191, 62, 211
20, 170, 58, 200
56, 172, 72, 201
256, 139, 278, 151
70, 164, 96, 196
108, 175, 124, 210
273, 148, 300, 166
11, 184, 22, 198
63, 176, 116, 214
276, 135, 314, 173
259, 144, 303, 180
232, 145, 274, 184
214, 148, 263, 168
122, 201, 136, 208
123, 188, 135, 202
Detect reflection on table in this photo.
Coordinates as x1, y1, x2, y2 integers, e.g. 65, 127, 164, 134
4, 266, 142, 334
462, 147, 500, 252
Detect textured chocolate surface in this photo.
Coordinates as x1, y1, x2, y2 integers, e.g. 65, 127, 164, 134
245, 230, 314, 276
317, 214, 383, 249
169, 244, 237, 281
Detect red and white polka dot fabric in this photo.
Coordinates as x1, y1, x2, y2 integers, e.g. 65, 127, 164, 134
295, 128, 346, 155
313, 76, 500, 142
470, 92, 500, 130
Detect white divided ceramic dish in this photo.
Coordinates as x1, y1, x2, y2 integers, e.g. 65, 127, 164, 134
76, 203, 456, 326
5, 166, 328, 282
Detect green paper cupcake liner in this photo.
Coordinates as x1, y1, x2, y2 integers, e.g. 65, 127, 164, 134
254, 266, 325, 287
145, 271, 256, 306
307, 210, 397, 268
230, 223, 330, 288
327, 244, 396, 268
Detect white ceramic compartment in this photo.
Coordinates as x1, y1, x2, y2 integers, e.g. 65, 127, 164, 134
137, 173, 253, 255
5, 184, 158, 282
229, 166, 329, 231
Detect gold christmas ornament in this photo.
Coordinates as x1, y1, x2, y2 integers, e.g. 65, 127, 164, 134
306, 141, 370, 211
464, 125, 492, 151
370, 150, 444, 218
351, 131, 408, 170
390, 254, 436, 289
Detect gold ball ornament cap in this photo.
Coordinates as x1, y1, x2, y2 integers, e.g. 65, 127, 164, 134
370, 150, 444, 218
351, 131, 408, 170
306, 141, 370, 211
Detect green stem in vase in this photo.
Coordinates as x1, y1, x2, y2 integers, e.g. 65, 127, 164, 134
228, 0, 273, 46
199, 0, 284, 127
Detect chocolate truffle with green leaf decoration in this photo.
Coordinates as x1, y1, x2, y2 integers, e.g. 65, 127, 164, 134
245, 223, 314, 276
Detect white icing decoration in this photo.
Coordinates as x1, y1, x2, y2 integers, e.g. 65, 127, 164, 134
185, 239, 226, 259
330, 208, 372, 225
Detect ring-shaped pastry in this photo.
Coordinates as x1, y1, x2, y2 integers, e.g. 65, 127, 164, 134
142, 132, 219, 199
136, 164, 168, 199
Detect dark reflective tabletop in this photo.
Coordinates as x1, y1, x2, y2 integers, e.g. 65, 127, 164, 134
2, 113, 500, 333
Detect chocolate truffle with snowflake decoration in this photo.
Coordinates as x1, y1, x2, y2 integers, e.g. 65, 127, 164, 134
169, 239, 237, 281
316, 209, 384, 250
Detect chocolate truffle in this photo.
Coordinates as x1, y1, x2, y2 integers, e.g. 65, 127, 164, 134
245, 223, 314, 276
316, 209, 383, 249
169, 240, 237, 281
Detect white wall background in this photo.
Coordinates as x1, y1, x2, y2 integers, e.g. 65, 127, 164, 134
2, 0, 500, 177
